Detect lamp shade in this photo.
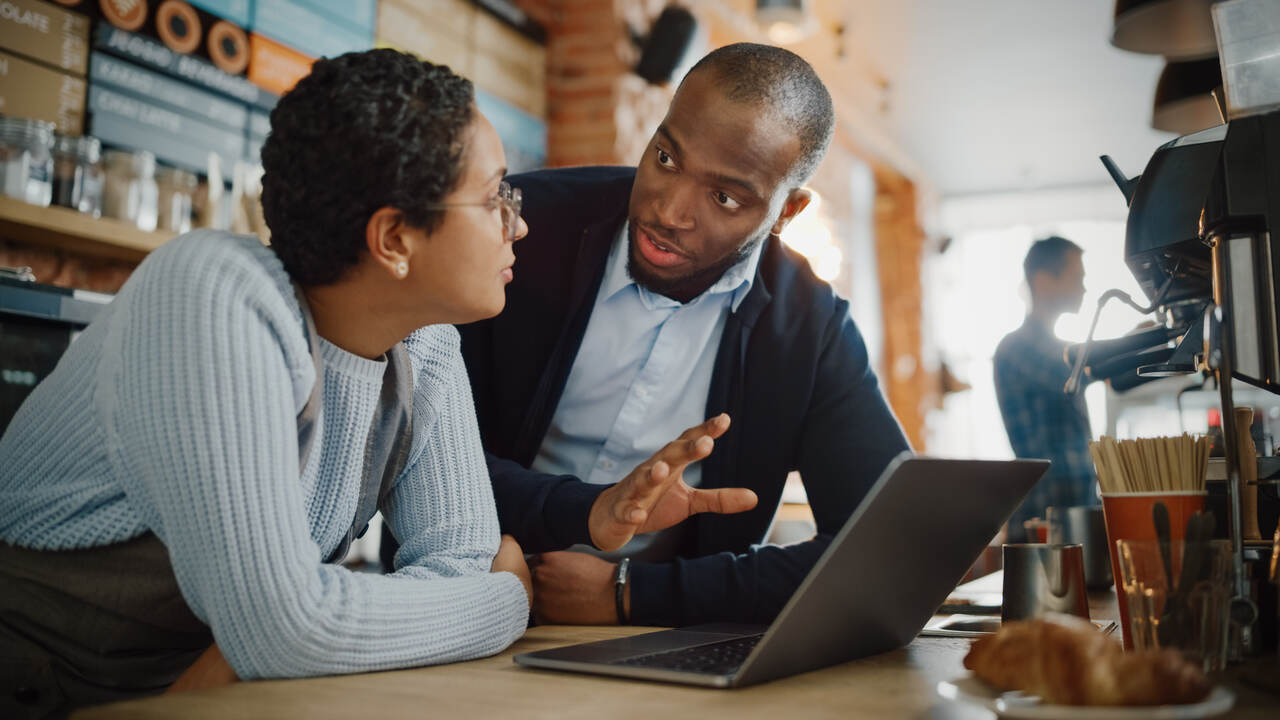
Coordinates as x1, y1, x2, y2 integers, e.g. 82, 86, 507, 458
757, 0, 815, 44
1111, 0, 1217, 60
1152, 56, 1224, 133
635, 5, 699, 85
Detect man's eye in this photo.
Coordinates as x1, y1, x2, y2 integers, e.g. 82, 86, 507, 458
714, 191, 741, 210
656, 148, 675, 167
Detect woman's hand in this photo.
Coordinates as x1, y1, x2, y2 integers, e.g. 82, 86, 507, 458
166, 643, 238, 694
491, 533, 532, 605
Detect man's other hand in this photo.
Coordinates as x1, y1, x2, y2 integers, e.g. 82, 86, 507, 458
491, 533, 533, 606
531, 551, 618, 625
587, 414, 757, 552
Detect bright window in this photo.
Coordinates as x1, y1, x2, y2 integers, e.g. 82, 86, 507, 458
925, 220, 1147, 458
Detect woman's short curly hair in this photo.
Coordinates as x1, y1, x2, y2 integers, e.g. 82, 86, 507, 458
261, 49, 475, 286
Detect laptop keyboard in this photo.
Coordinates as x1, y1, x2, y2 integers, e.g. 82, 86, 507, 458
613, 634, 764, 675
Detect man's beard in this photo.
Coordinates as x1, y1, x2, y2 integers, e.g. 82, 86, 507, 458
626, 224, 766, 303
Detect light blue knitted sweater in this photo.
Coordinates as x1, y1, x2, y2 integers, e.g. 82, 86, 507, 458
0, 231, 528, 679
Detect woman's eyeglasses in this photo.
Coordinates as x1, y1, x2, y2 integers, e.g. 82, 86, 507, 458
425, 181, 523, 243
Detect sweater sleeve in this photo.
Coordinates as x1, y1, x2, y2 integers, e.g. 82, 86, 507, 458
382, 326, 525, 583
99, 237, 526, 680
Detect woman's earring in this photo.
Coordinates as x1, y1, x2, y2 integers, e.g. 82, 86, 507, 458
395, 261, 409, 278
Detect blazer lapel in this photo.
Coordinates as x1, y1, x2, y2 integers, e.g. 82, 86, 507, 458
512, 213, 622, 464
693, 240, 774, 556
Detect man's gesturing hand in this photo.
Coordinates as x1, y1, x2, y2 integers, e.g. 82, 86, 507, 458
587, 414, 758, 552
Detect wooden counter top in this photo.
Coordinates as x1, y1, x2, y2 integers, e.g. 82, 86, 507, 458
71, 577, 1280, 719
74, 626, 991, 720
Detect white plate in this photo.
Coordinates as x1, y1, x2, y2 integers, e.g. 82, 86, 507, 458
936, 674, 1236, 719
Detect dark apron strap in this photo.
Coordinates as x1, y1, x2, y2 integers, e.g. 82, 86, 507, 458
325, 343, 415, 563
293, 285, 324, 477
293, 285, 414, 564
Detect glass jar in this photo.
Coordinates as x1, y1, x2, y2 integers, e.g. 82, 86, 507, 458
155, 165, 197, 234
0, 118, 55, 207
102, 149, 158, 232
52, 134, 104, 217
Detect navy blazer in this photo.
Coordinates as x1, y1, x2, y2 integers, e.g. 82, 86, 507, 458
460, 166, 911, 626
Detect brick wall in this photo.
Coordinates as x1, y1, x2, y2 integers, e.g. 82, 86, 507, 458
517, 0, 674, 167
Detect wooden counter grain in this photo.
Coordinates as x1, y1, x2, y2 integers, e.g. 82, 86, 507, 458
73, 626, 993, 720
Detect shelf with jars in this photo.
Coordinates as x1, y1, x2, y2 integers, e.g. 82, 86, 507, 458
0, 118, 179, 262
0, 195, 173, 262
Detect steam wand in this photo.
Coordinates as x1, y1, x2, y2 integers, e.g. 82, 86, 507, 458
1064, 276, 1175, 395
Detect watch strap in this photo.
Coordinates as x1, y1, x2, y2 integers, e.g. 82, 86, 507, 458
614, 557, 631, 624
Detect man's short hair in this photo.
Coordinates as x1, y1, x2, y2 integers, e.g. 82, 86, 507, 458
261, 49, 474, 286
683, 43, 834, 187
1023, 236, 1083, 284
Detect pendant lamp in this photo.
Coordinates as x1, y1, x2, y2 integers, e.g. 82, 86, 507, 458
1111, 0, 1218, 60
1152, 56, 1225, 133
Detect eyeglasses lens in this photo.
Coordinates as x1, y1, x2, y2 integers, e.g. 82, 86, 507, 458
498, 183, 522, 242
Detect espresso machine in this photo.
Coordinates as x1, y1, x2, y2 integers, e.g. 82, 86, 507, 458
1197, 106, 1280, 658
1081, 0, 1280, 659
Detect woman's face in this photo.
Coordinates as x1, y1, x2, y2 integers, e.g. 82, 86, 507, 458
411, 110, 527, 324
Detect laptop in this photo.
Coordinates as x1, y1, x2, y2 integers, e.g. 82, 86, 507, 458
514, 453, 1047, 688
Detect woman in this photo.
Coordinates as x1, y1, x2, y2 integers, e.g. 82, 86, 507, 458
0, 50, 538, 716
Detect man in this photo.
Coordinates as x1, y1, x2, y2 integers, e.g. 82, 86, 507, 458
458, 43, 910, 627
994, 236, 1097, 542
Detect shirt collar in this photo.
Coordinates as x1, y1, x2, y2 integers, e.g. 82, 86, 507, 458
601, 221, 762, 312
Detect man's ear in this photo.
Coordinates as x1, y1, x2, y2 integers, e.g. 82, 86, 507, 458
1027, 270, 1051, 300
365, 207, 412, 279
770, 188, 813, 236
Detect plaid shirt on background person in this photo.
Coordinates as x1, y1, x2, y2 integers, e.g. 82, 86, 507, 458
994, 318, 1100, 541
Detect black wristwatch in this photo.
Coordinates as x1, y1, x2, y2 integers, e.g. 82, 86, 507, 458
615, 557, 631, 625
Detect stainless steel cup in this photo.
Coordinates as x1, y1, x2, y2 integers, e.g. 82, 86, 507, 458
1046, 505, 1113, 589
1001, 543, 1091, 622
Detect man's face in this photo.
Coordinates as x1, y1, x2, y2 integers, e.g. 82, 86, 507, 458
1035, 250, 1086, 315
627, 70, 806, 302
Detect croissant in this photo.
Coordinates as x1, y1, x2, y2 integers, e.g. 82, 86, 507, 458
963, 615, 1211, 706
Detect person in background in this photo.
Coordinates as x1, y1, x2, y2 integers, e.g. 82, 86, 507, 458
427, 43, 911, 627
0, 49, 740, 717
994, 236, 1097, 541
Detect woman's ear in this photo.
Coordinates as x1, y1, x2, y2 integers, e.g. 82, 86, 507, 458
365, 207, 413, 279
770, 188, 813, 237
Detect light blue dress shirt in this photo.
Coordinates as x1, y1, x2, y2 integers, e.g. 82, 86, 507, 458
531, 222, 762, 560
